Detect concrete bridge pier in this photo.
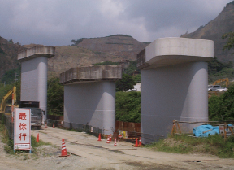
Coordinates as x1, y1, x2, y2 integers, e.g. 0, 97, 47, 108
18, 46, 55, 123
60, 65, 122, 135
137, 37, 214, 144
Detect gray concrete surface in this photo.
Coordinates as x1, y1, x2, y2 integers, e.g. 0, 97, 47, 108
61, 65, 122, 135
18, 46, 55, 123
63, 81, 116, 135
139, 37, 214, 144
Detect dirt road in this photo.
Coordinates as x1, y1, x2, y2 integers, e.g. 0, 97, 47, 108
0, 126, 234, 170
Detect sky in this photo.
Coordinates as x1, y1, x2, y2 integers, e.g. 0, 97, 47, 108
0, 0, 232, 46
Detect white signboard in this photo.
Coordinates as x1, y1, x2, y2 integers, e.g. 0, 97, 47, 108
14, 108, 31, 150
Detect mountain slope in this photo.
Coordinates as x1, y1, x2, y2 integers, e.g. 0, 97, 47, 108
181, 1, 234, 62
0, 36, 24, 80
48, 35, 149, 77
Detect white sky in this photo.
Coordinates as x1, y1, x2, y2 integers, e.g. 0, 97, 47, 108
0, 0, 232, 46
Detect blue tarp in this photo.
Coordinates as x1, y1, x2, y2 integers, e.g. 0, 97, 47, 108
193, 124, 219, 137
193, 124, 233, 137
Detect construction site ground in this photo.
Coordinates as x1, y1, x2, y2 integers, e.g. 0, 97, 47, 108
0, 126, 234, 170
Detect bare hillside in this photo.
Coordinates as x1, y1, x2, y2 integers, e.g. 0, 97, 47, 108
0, 37, 24, 78
181, 1, 234, 62
48, 35, 149, 77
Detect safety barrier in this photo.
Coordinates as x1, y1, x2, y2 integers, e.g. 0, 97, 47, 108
63, 121, 103, 137
170, 120, 234, 139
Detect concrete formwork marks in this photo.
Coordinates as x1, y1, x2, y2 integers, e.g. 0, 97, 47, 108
60, 65, 122, 84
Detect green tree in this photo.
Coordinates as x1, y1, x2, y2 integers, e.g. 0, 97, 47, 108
133, 74, 141, 83
0, 83, 18, 106
1, 67, 20, 84
208, 57, 233, 83
94, 61, 119, 65
15, 81, 20, 104
208, 95, 222, 121
71, 38, 85, 46
219, 85, 234, 120
209, 85, 234, 121
222, 31, 234, 50
115, 91, 141, 123
47, 77, 64, 115
116, 73, 135, 91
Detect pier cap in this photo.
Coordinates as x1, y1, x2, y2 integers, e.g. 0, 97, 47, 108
137, 37, 214, 69
18, 46, 55, 61
60, 65, 122, 84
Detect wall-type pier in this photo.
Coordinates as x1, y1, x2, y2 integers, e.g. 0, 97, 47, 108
18, 46, 55, 123
137, 37, 214, 144
60, 65, 122, 135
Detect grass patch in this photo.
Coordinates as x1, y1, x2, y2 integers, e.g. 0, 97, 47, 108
146, 134, 234, 158
0, 121, 52, 155
0, 122, 14, 154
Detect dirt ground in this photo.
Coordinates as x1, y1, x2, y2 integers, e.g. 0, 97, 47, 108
0, 126, 234, 170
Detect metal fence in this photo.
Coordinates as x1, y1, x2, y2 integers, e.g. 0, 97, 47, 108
45, 118, 169, 144
1, 113, 164, 145
63, 121, 103, 137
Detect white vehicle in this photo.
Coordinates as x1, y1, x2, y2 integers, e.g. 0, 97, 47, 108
208, 85, 227, 92
208, 85, 220, 91
216, 87, 228, 92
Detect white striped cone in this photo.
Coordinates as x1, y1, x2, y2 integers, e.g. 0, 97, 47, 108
114, 138, 117, 146
106, 136, 110, 143
60, 139, 69, 157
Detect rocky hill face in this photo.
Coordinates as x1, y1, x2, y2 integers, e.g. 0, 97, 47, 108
0, 35, 148, 79
3, 1, 234, 79
181, 1, 234, 62
0, 36, 25, 79
48, 35, 149, 77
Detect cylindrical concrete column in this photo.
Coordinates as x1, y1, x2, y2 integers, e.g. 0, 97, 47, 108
18, 46, 55, 125
102, 82, 115, 135
37, 57, 48, 123
180, 61, 208, 129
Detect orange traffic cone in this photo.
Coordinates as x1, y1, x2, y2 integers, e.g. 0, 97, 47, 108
59, 139, 70, 157
109, 134, 112, 142
134, 138, 138, 147
114, 138, 117, 146
139, 137, 141, 147
106, 135, 110, 143
37, 133, 39, 142
97, 133, 102, 141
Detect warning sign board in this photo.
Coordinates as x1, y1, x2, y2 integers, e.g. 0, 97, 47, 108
119, 130, 128, 139
14, 108, 31, 150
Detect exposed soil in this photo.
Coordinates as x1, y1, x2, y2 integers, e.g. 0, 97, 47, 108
0, 126, 234, 170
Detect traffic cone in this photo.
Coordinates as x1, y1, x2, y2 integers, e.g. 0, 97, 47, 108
106, 136, 110, 143
45, 123, 47, 128
109, 134, 112, 142
59, 139, 70, 157
139, 137, 141, 147
37, 133, 39, 142
114, 138, 117, 146
97, 133, 102, 141
53, 124, 54, 128
134, 138, 138, 147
